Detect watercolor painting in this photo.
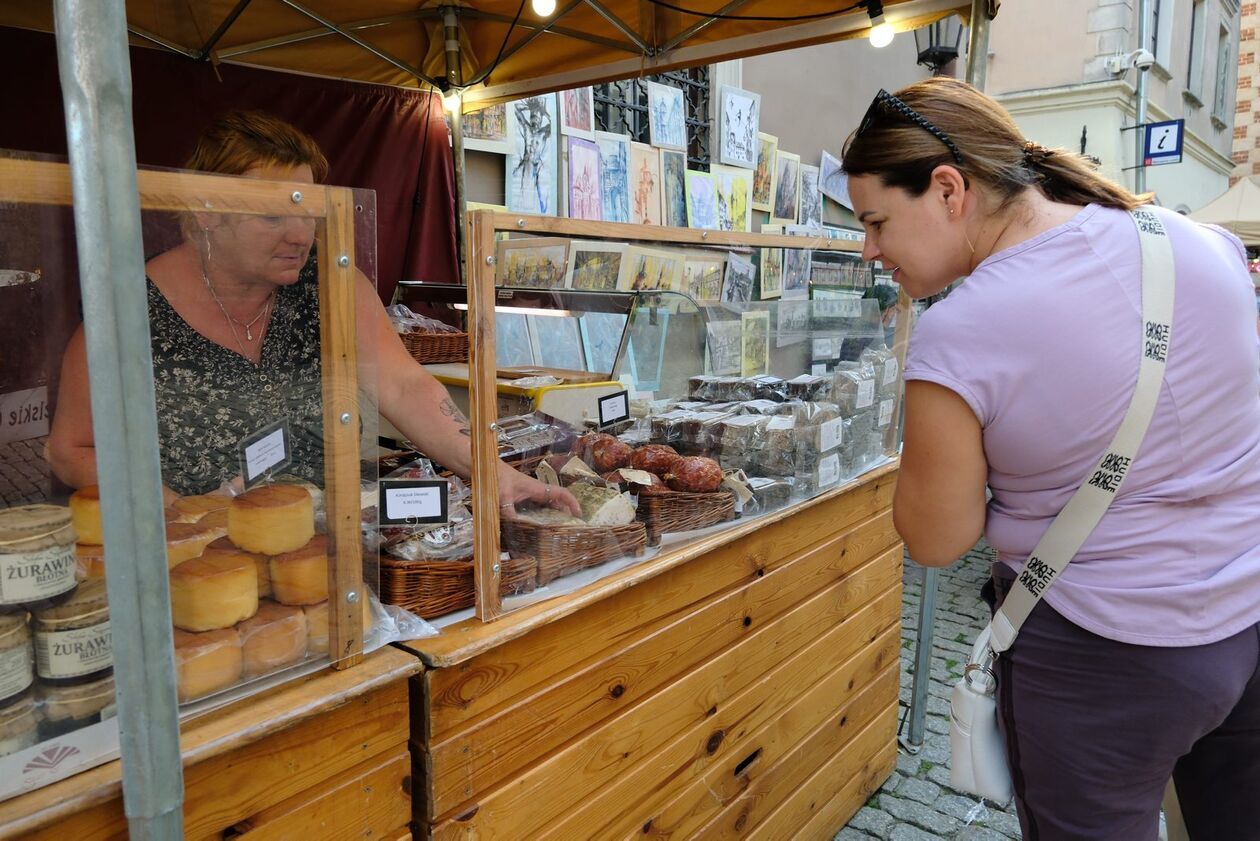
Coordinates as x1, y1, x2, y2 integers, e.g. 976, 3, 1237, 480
683, 253, 727, 304
559, 86, 595, 139
751, 133, 778, 212
647, 81, 687, 151
629, 141, 661, 225
463, 103, 510, 153
566, 136, 603, 221
660, 149, 689, 228
782, 245, 812, 301
564, 241, 626, 291
712, 165, 752, 233
718, 86, 760, 169
496, 237, 569, 288
505, 94, 558, 215
684, 170, 720, 230
799, 163, 822, 229
706, 319, 741, 375
760, 246, 783, 300
617, 246, 685, 292
741, 310, 770, 377
770, 149, 801, 225
722, 252, 757, 304
819, 150, 851, 208
595, 131, 631, 223
776, 299, 810, 348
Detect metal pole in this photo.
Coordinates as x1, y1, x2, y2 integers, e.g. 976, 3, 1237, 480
963, 0, 991, 90
1135, 0, 1150, 195
52, 1, 185, 838
443, 6, 468, 280
901, 566, 939, 753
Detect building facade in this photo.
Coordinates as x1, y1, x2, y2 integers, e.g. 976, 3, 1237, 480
1230, 0, 1259, 182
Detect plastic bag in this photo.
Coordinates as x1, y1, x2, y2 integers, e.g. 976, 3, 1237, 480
385, 303, 461, 335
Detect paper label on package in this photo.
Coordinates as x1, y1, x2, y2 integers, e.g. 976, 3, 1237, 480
0, 543, 77, 605
767, 417, 794, 431
812, 338, 833, 359
561, 457, 600, 479
878, 399, 894, 427
0, 644, 33, 700
856, 379, 875, 409
883, 357, 899, 386
535, 461, 560, 486
617, 468, 656, 486
818, 453, 841, 488
240, 419, 291, 487
35, 621, 112, 679
819, 417, 844, 452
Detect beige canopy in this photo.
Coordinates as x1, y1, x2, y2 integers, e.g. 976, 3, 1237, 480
1190, 176, 1260, 247
0, 0, 984, 108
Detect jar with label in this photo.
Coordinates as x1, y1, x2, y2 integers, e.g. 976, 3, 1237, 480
32, 578, 111, 686
0, 612, 33, 707
0, 505, 79, 611
36, 674, 115, 740
0, 693, 38, 758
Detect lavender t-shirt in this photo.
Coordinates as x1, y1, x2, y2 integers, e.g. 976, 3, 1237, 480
906, 204, 1260, 646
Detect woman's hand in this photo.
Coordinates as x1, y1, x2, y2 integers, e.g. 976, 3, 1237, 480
496, 462, 581, 519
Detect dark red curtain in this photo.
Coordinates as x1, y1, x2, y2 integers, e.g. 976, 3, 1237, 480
0, 25, 458, 302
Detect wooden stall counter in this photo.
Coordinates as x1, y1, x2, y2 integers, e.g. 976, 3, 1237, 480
0, 646, 420, 841
400, 462, 903, 841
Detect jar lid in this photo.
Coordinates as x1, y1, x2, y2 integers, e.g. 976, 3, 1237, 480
33, 579, 108, 629
0, 505, 75, 549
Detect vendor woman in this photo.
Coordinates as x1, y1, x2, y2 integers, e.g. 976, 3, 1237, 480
47, 111, 578, 519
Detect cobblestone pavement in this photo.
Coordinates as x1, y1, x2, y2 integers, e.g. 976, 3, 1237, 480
0, 436, 51, 506
835, 542, 1025, 841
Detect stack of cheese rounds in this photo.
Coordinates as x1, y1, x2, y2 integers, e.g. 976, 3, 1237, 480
228, 485, 314, 555
68, 486, 103, 546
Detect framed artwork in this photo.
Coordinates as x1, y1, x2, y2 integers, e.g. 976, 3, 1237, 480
712, 164, 752, 233
495, 312, 534, 367
595, 131, 631, 223
770, 150, 801, 226
782, 245, 812, 301
627, 309, 670, 391
629, 141, 662, 225
718, 85, 761, 169
505, 94, 558, 215
799, 163, 822, 229
495, 236, 570, 288
463, 103, 510, 154
559, 86, 595, 139
751, 132, 778, 212
646, 81, 687, 150
564, 240, 626, 291
566, 136, 603, 221
776, 299, 809, 348
684, 170, 720, 230
529, 314, 586, 370
740, 310, 770, 377
580, 311, 627, 375
706, 319, 741, 375
659, 149, 689, 228
819, 150, 851, 208
760, 246, 783, 300
721, 252, 757, 304
682, 252, 727, 304
617, 245, 685, 292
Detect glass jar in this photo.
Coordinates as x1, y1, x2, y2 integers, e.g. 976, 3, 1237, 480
32, 578, 111, 686
0, 505, 78, 611
36, 674, 115, 740
0, 612, 33, 707
0, 692, 37, 758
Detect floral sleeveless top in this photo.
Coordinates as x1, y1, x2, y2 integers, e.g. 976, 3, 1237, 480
147, 262, 325, 495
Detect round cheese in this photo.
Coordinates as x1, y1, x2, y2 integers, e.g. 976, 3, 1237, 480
208, 537, 270, 599
269, 535, 328, 606
238, 601, 307, 678
75, 543, 106, 579
173, 628, 242, 703
303, 597, 371, 658
69, 486, 103, 546
164, 521, 222, 570
170, 551, 258, 632
228, 486, 314, 555
170, 494, 231, 522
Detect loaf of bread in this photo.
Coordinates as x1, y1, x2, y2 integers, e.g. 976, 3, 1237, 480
269, 535, 329, 606
237, 601, 307, 678
170, 551, 259, 632
69, 486, 103, 546
228, 485, 314, 555
173, 628, 242, 702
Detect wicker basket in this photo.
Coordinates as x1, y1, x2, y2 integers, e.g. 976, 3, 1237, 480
401, 330, 469, 364
635, 489, 738, 547
380, 553, 536, 619
501, 519, 648, 586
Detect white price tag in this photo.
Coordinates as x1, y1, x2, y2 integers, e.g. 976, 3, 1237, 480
878, 399, 894, 427
856, 379, 875, 409
242, 426, 289, 484
811, 363, 827, 377
598, 390, 630, 427
883, 357, 899, 386
379, 480, 449, 525
812, 338, 833, 359
819, 417, 843, 452
818, 453, 840, 488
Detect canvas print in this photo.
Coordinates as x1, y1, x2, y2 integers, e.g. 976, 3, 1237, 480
760, 246, 784, 300
463, 103, 510, 153
617, 246, 685, 292
799, 164, 822, 229
559, 86, 595, 139
685, 170, 720, 230
496, 237, 569, 288
722, 252, 757, 304
782, 245, 812, 301
770, 150, 801, 225
580, 311, 626, 375
596, 131, 631, 223
819, 150, 851, 208
629, 142, 662, 225
496, 312, 534, 367
776, 299, 809, 348
647, 81, 687, 151
566, 136, 603, 221
712, 165, 752, 233
564, 241, 626, 291
718, 86, 761, 169
706, 319, 742, 375
506, 94, 558, 215
751, 133, 778, 212
741, 310, 770, 377
529, 315, 586, 370
660, 149, 689, 228
683, 253, 726, 304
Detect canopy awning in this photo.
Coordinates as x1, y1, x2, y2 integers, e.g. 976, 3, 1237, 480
0, 0, 986, 109
1190, 176, 1260, 247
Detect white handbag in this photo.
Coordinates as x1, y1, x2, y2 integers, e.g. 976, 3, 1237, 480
949, 208, 1177, 804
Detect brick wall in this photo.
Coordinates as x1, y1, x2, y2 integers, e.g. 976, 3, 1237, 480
1232, 1, 1260, 183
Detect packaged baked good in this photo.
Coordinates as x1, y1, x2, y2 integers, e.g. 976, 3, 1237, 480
649, 411, 690, 445
831, 362, 877, 415
737, 399, 785, 416
0, 693, 37, 757
238, 601, 307, 679
785, 374, 831, 402
674, 411, 734, 457
747, 375, 788, 402
173, 628, 242, 702
794, 451, 843, 497
756, 417, 797, 477
717, 416, 771, 472
861, 346, 901, 400
745, 477, 794, 514
689, 375, 720, 401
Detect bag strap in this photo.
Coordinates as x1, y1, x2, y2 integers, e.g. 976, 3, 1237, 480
985, 208, 1176, 655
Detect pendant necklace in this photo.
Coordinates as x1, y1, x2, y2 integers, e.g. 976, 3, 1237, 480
201, 266, 274, 350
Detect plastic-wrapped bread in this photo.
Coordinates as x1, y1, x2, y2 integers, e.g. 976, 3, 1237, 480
861, 346, 900, 400
228, 485, 314, 555
831, 362, 877, 415
746, 375, 788, 402
737, 399, 786, 416
718, 416, 770, 472
663, 456, 724, 493
649, 411, 690, 445
756, 417, 798, 477
237, 601, 307, 678
785, 374, 832, 402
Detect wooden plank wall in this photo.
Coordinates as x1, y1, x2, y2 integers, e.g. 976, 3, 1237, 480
411, 471, 902, 839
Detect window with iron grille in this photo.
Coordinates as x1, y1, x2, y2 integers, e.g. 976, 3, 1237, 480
593, 68, 712, 168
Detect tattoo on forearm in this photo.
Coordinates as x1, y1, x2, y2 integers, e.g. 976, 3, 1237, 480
439, 397, 468, 425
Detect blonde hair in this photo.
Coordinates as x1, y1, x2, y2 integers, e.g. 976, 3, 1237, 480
184, 111, 328, 181
842, 77, 1150, 211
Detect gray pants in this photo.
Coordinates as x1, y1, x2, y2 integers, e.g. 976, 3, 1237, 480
991, 578, 1260, 840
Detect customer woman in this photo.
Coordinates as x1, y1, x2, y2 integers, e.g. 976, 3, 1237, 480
843, 77, 1260, 840
48, 111, 578, 519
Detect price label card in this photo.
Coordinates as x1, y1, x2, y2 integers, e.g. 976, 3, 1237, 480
378, 479, 449, 526
818, 452, 841, 488
811, 363, 827, 377
598, 390, 630, 428
883, 357, 899, 386
819, 417, 844, 452
878, 399, 894, 427
856, 379, 875, 409
239, 419, 291, 488
812, 338, 833, 359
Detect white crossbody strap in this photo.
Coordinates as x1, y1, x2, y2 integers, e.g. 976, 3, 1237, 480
987, 208, 1176, 654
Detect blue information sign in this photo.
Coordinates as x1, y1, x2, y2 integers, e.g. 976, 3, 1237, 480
1144, 119, 1184, 166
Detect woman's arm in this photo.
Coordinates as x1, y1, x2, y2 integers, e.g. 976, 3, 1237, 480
47, 327, 99, 490
893, 380, 988, 567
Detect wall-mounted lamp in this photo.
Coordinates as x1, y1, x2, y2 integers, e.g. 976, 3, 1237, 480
866, 0, 895, 48
532, 0, 556, 16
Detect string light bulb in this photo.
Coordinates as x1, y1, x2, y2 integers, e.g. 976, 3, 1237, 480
866, 1, 894, 48
442, 91, 463, 114
532, 0, 556, 16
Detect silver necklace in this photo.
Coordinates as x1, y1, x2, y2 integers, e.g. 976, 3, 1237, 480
201, 267, 274, 347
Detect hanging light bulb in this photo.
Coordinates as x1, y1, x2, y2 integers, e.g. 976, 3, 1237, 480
866, 1, 894, 48
443, 90, 463, 114
532, 0, 556, 16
